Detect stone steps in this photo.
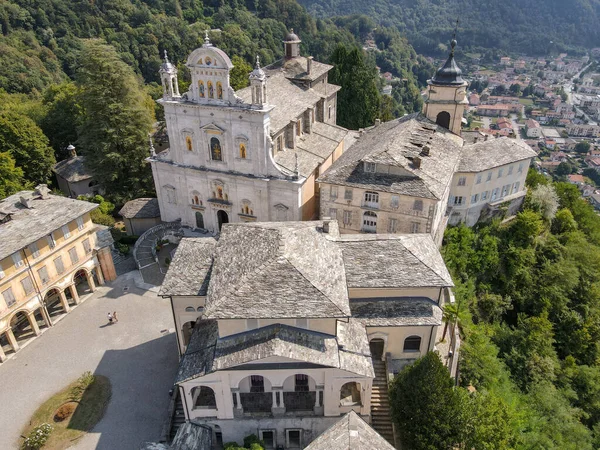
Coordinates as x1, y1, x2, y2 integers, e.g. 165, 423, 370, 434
370, 358, 395, 447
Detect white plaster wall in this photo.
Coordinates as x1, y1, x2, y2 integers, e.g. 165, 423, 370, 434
365, 325, 437, 360
348, 287, 443, 302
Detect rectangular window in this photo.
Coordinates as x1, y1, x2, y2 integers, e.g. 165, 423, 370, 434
287, 430, 302, 449
453, 196, 463, 205
295, 374, 309, 392
260, 430, 275, 449
68, 247, 79, 265
330, 185, 338, 200
508, 165, 514, 175
364, 192, 379, 203
77, 217, 85, 231
12, 252, 24, 268
512, 182, 520, 193
411, 222, 420, 233
501, 185, 510, 197
277, 135, 283, 153
2, 287, 16, 307
413, 199, 423, 211
343, 210, 352, 226
476, 174, 482, 184
481, 191, 489, 201
21, 276, 34, 296
364, 162, 376, 173
328, 208, 337, 219
29, 242, 40, 259
62, 224, 71, 239
82, 238, 92, 254
344, 189, 353, 201
471, 194, 479, 204
328, 105, 332, 119
390, 195, 400, 209
47, 234, 56, 249
491, 188, 499, 200
388, 218, 398, 233
37, 266, 50, 285
54, 256, 65, 275
497, 168, 504, 178
0, 267, 4, 279
518, 162, 524, 173
486, 172, 492, 182
457, 176, 467, 186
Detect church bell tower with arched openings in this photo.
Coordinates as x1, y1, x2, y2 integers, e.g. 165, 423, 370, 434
422, 37, 468, 135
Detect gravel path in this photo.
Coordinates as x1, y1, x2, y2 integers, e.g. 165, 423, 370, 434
0, 271, 179, 449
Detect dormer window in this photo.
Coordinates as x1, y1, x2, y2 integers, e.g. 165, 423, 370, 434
364, 162, 376, 173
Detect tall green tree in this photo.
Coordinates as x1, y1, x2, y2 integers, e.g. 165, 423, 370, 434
389, 352, 466, 450
0, 151, 27, 199
77, 40, 155, 202
329, 44, 380, 130
0, 111, 55, 185
230, 55, 253, 91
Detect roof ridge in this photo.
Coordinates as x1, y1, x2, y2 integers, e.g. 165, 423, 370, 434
399, 236, 448, 283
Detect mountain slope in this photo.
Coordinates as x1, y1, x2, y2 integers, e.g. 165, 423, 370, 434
299, 0, 600, 55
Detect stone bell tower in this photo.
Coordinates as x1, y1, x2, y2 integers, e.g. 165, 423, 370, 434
422, 38, 468, 135
249, 56, 267, 107
159, 50, 180, 100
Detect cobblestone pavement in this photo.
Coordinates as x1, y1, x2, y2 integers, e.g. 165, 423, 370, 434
0, 271, 179, 449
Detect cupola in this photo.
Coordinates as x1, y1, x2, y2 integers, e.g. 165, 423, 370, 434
283, 29, 301, 59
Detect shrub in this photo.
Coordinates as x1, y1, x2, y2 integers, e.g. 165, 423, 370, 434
116, 242, 129, 255
70, 371, 95, 400
90, 209, 115, 227
22, 423, 52, 449
119, 235, 139, 245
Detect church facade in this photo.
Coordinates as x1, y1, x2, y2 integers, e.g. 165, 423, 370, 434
149, 32, 349, 234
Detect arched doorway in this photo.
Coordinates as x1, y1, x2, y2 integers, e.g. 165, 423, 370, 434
74, 269, 91, 297
195, 212, 205, 229
191, 386, 217, 410
436, 111, 451, 130
362, 211, 377, 233
44, 288, 66, 318
340, 382, 362, 406
10, 311, 35, 345
181, 321, 196, 347
217, 210, 229, 231
369, 338, 385, 360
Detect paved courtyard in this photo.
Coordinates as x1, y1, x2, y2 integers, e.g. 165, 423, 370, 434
0, 271, 179, 449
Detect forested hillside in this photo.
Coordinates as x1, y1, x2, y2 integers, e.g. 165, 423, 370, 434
300, 0, 600, 56
441, 171, 600, 448
0, 0, 432, 202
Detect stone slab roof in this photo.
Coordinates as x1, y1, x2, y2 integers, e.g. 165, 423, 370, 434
204, 222, 350, 319
266, 56, 333, 82
350, 297, 443, 326
338, 234, 453, 289
118, 198, 161, 219
0, 191, 97, 260
159, 237, 217, 297
52, 156, 92, 183
140, 422, 212, 450
458, 137, 537, 172
304, 411, 395, 450
176, 321, 373, 383
94, 225, 114, 249
317, 114, 463, 200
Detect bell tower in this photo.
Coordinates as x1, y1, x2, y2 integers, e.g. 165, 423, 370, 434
422, 37, 468, 135
249, 56, 267, 107
159, 50, 180, 100
283, 29, 301, 59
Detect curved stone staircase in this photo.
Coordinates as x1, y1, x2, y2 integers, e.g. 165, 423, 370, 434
133, 222, 185, 270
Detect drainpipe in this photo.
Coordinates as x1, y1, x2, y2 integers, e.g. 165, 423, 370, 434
22, 249, 52, 327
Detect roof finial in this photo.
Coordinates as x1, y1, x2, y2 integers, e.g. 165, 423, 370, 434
255, 55, 261, 69
149, 135, 156, 157
204, 30, 211, 46
450, 18, 459, 55
163, 49, 169, 63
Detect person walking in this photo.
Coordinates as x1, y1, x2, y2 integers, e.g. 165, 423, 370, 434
107, 312, 113, 324
113, 311, 118, 323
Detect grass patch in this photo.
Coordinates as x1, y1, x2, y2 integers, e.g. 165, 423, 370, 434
20, 373, 111, 450
519, 98, 534, 105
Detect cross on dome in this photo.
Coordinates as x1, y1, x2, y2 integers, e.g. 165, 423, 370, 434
204, 30, 212, 47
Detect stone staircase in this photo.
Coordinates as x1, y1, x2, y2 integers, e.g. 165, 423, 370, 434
371, 359, 395, 446
133, 222, 184, 270
169, 390, 186, 442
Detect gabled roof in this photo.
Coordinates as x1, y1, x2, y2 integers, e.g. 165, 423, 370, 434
118, 198, 160, 219
304, 411, 395, 450
350, 297, 443, 326
159, 237, 217, 297
338, 234, 454, 289
52, 156, 93, 183
204, 222, 350, 319
458, 137, 537, 172
317, 114, 463, 200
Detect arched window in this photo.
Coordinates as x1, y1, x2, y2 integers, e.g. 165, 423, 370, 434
241, 200, 253, 216
217, 82, 223, 99
185, 306, 195, 312
217, 187, 223, 199
403, 335, 422, 352
198, 80, 205, 98
191, 191, 202, 206
250, 375, 264, 393
239, 142, 247, 159
210, 137, 222, 161
340, 382, 361, 406
207, 81, 214, 98
436, 111, 451, 130
186, 136, 193, 152
191, 386, 216, 409
362, 211, 377, 232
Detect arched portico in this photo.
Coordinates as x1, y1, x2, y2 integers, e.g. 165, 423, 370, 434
282, 374, 321, 412
44, 288, 70, 318
191, 386, 217, 410
73, 269, 96, 297
9, 310, 40, 347
235, 375, 273, 413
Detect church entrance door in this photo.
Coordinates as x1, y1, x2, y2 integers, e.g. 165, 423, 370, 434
217, 210, 229, 231
195, 212, 204, 229
369, 338, 385, 360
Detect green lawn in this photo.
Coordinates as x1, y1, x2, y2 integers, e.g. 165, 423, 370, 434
519, 98, 534, 106
20, 374, 111, 450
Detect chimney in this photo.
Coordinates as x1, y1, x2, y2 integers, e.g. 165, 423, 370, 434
307, 56, 313, 75
67, 144, 77, 158
420, 145, 430, 156
411, 157, 422, 169
322, 219, 331, 233
20, 196, 32, 209
374, 118, 381, 127
34, 184, 51, 199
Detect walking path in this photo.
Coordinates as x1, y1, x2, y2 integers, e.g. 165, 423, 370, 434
0, 271, 178, 449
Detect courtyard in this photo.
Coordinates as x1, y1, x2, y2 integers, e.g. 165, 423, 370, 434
0, 271, 179, 449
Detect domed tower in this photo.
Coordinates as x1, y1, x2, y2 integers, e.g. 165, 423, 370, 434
249, 55, 267, 107
283, 29, 301, 59
422, 38, 468, 135
159, 50, 180, 100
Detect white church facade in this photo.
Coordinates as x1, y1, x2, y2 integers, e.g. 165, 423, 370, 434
149, 32, 349, 234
